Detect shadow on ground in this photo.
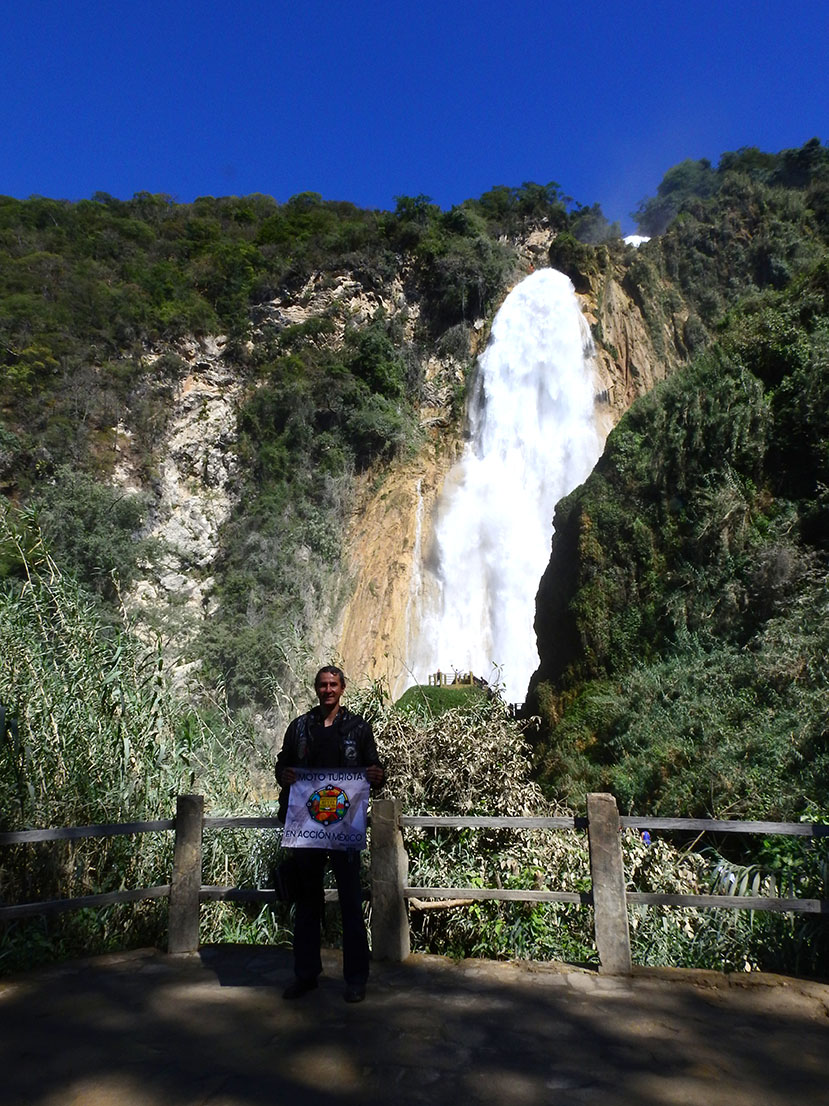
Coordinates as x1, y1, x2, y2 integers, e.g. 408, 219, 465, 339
2, 945, 829, 1105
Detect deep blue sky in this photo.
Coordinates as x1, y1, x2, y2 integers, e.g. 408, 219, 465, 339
3, 0, 827, 231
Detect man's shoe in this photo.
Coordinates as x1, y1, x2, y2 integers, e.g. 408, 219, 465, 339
344, 984, 366, 1003
282, 977, 318, 1000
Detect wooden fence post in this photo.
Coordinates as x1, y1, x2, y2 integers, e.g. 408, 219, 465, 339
370, 798, 410, 961
587, 792, 631, 974
168, 794, 204, 954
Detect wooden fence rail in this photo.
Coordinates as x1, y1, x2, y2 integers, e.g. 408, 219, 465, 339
0, 820, 175, 844
3, 793, 828, 972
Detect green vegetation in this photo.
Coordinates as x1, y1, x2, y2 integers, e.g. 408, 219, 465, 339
632, 157, 719, 236
618, 138, 829, 363
0, 509, 280, 971
0, 186, 527, 494
32, 468, 159, 602
394, 682, 489, 716
525, 142, 829, 975
1, 181, 586, 701
530, 163, 829, 935
530, 257, 829, 822
632, 139, 829, 237
358, 682, 822, 974
4, 143, 829, 976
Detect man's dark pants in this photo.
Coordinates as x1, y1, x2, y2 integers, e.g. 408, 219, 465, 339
292, 847, 369, 986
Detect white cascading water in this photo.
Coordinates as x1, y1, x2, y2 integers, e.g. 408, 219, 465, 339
406, 268, 603, 705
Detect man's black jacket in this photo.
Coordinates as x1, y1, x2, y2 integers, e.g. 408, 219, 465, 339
275, 706, 383, 823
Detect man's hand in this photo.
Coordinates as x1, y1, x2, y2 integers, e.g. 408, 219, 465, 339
281, 767, 297, 785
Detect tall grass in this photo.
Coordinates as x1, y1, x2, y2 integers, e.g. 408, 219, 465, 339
0, 508, 278, 970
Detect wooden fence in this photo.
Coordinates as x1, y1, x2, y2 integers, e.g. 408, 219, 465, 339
2, 793, 828, 974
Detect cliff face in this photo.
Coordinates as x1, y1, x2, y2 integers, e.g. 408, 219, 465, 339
88, 236, 689, 703
117, 339, 240, 684
584, 273, 676, 412
109, 257, 481, 698
335, 446, 455, 695
332, 305, 472, 695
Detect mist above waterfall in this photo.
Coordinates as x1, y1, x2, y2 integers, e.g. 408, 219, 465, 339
406, 268, 603, 704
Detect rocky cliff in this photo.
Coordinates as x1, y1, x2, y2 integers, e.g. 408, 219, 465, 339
0, 205, 689, 711
103, 232, 688, 708
116, 338, 240, 684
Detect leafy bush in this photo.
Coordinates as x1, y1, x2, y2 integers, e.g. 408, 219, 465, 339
415, 214, 515, 332
32, 469, 157, 601
353, 681, 804, 972
346, 681, 597, 964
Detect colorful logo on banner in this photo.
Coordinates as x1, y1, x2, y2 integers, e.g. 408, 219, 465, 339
306, 785, 350, 824
282, 769, 370, 851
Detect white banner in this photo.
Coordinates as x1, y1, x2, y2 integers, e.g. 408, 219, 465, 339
282, 769, 370, 851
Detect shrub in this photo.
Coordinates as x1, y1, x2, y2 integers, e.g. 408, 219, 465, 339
32, 469, 157, 602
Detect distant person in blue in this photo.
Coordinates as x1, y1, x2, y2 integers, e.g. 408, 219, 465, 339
275, 665, 384, 1003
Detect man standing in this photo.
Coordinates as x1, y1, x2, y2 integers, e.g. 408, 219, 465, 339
275, 666, 384, 1003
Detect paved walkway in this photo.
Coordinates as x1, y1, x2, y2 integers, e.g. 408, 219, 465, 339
3, 945, 829, 1106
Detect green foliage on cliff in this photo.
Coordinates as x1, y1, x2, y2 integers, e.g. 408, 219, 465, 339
0, 185, 529, 495
617, 139, 829, 375
33, 469, 158, 602
530, 257, 829, 821
197, 291, 436, 703
633, 138, 829, 237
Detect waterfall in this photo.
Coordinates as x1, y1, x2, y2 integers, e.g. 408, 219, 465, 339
406, 268, 603, 704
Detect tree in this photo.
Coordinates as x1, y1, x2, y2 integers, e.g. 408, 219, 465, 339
569, 202, 621, 245
633, 158, 717, 235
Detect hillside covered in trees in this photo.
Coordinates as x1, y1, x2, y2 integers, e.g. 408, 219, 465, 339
529, 139, 829, 824
2, 138, 828, 976
1, 140, 827, 772
0, 179, 607, 703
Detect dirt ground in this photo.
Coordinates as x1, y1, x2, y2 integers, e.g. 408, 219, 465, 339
3, 945, 829, 1106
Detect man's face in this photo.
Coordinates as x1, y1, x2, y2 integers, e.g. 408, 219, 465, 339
315, 672, 345, 712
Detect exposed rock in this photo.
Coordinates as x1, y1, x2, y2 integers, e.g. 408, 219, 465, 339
420, 353, 465, 428
512, 225, 558, 271
335, 441, 460, 696
255, 270, 419, 346
335, 324, 474, 692
116, 344, 241, 686
580, 270, 685, 422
